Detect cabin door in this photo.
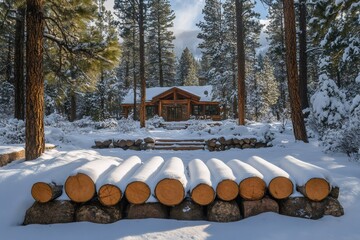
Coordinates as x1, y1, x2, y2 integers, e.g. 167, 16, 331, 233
167, 106, 183, 121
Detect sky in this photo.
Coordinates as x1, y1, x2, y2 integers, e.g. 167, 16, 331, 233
105, 0, 268, 58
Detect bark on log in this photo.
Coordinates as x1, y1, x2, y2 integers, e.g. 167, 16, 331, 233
98, 184, 122, 206
279, 196, 344, 219
75, 201, 122, 224
297, 178, 330, 202
126, 202, 169, 219
279, 156, 331, 201
65, 160, 118, 203
94, 140, 112, 148
125, 156, 164, 204
65, 173, 95, 203
154, 157, 187, 206
207, 200, 241, 222
31, 182, 62, 203
247, 156, 294, 199
188, 159, 215, 206
207, 158, 238, 201
227, 159, 266, 200
170, 199, 205, 220
24, 201, 75, 225
97, 156, 142, 206
241, 196, 279, 218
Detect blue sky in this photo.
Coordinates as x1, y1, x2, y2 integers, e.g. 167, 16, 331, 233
105, 0, 268, 57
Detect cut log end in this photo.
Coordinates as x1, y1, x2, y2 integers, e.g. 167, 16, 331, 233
216, 179, 239, 201
31, 182, 62, 203
304, 178, 330, 201
191, 183, 216, 206
65, 173, 95, 203
155, 178, 185, 206
269, 176, 293, 199
125, 181, 151, 204
98, 184, 122, 206
239, 177, 266, 200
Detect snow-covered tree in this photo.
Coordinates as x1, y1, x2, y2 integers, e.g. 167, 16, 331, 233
147, 0, 176, 87
177, 47, 199, 86
310, 74, 347, 132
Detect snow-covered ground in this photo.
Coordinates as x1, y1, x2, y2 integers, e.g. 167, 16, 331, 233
1, 121, 360, 240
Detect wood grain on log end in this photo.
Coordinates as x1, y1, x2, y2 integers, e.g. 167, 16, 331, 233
31, 182, 62, 203
125, 181, 151, 204
304, 178, 330, 201
269, 176, 293, 199
98, 184, 122, 206
216, 179, 239, 201
155, 178, 185, 206
239, 177, 266, 200
65, 173, 95, 203
191, 183, 215, 206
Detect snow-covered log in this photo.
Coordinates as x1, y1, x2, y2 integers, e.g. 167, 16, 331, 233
125, 156, 164, 204
227, 159, 266, 200
187, 159, 215, 205
31, 182, 63, 203
65, 159, 119, 203
246, 156, 294, 199
154, 157, 188, 206
279, 155, 332, 201
206, 158, 238, 201
97, 156, 142, 206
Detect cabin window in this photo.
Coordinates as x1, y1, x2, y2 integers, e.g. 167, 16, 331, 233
192, 105, 203, 115
146, 106, 156, 118
205, 105, 219, 115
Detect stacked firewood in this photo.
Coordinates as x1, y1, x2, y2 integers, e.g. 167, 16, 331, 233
24, 156, 344, 225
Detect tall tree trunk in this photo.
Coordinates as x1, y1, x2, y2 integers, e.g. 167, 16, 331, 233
14, 7, 26, 120
235, 0, 246, 125
298, 0, 309, 110
6, 34, 13, 83
283, 0, 308, 143
132, 24, 137, 121
139, 0, 146, 128
69, 90, 77, 122
26, 0, 45, 160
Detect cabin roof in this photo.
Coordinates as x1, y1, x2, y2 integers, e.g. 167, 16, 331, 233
122, 85, 216, 104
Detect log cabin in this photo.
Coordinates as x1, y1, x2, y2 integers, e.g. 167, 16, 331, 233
121, 86, 221, 121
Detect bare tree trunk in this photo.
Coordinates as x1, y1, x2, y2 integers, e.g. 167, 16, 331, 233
26, 0, 45, 160
69, 90, 77, 122
14, 7, 26, 120
235, 0, 246, 125
298, 0, 309, 110
283, 0, 308, 143
139, 0, 146, 128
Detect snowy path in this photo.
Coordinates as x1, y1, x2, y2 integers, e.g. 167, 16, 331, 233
0, 130, 360, 239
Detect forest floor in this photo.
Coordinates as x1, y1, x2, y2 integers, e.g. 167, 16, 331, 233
0, 120, 360, 240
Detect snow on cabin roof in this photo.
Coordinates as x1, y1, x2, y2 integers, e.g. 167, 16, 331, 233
122, 85, 217, 104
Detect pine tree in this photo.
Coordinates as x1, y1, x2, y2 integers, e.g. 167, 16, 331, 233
26, 0, 45, 160
266, 0, 288, 119
147, 0, 176, 87
177, 47, 199, 86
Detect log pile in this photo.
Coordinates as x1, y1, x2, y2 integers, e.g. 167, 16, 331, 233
24, 155, 344, 225
91, 136, 271, 152
206, 137, 269, 152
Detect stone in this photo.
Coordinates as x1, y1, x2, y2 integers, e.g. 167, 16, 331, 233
207, 200, 241, 222
126, 203, 169, 219
75, 201, 122, 224
144, 137, 155, 143
135, 139, 143, 146
241, 196, 279, 218
170, 199, 205, 221
324, 197, 344, 217
126, 140, 134, 147
24, 201, 75, 225
94, 140, 112, 149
